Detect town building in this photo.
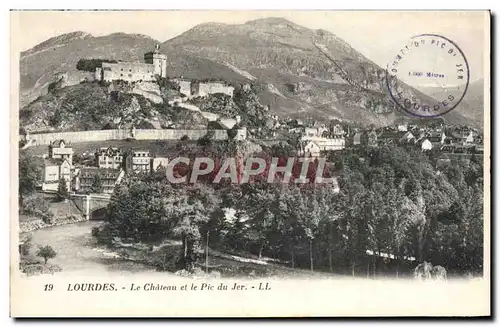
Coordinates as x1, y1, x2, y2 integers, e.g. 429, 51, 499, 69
377, 130, 402, 144
49, 139, 74, 166
399, 131, 415, 144
303, 126, 329, 138
298, 140, 321, 157
440, 144, 456, 153
463, 131, 476, 145
95, 44, 167, 83
353, 132, 362, 146
421, 139, 433, 152
219, 117, 240, 129
301, 135, 345, 152
95, 147, 124, 169
332, 124, 345, 136
445, 129, 478, 146
75, 168, 124, 194
331, 177, 340, 194
426, 131, 447, 145
125, 149, 152, 173
397, 123, 408, 132
42, 158, 72, 192
367, 131, 378, 147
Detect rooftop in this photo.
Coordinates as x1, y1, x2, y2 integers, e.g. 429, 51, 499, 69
44, 158, 64, 166
50, 139, 69, 147
97, 146, 123, 156
80, 167, 121, 179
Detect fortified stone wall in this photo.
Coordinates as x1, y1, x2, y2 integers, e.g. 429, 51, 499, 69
192, 82, 235, 97
178, 80, 192, 96
57, 71, 95, 88
26, 128, 247, 146
100, 62, 156, 83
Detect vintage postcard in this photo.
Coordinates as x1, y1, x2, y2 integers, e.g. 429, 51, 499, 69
10, 10, 490, 317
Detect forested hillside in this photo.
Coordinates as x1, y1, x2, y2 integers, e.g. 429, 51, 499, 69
94, 142, 483, 277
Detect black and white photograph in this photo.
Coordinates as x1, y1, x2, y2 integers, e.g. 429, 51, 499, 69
10, 10, 490, 317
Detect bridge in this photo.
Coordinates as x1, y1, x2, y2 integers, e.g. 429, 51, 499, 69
71, 193, 111, 220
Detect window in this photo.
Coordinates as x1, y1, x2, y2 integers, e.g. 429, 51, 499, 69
128, 74, 132, 78
129, 69, 132, 72
120, 74, 123, 77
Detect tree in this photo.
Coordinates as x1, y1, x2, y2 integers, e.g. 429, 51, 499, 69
89, 174, 103, 194
76, 58, 117, 72
239, 186, 277, 259
167, 186, 218, 271
36, 245, 57, 264
227, 126, 239, 140
57, 178, 69, 201
21, 194, 54, 224
197, 133, 213, 147
19, 152, 41, 203
322, 190, 344, 272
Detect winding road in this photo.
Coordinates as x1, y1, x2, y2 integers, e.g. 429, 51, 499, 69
26, 221, 160, 275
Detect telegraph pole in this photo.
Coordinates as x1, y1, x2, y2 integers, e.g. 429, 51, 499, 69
205, 231, 209, 273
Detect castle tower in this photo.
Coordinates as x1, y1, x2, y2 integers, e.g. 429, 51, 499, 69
144, 44, 167, 78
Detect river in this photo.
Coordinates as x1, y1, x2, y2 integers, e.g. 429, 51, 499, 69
25, 221, 162, 275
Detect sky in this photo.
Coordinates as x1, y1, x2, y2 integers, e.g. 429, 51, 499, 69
12, 10, 488, 82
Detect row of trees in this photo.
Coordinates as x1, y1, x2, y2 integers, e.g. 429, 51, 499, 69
19, 153, 54, 223
76, 58, 117, 72
95, 143, 483, 276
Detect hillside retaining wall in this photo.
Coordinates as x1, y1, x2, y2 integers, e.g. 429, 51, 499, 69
26, 128, 247, 146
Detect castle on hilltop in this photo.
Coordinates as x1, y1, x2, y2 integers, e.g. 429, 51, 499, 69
95, 44, 167, 83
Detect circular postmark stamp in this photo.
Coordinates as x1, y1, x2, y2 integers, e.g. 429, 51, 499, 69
386, 34, 470, 118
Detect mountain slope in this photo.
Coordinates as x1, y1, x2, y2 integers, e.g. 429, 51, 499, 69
417, 79, 484, 126
456, 79, 485, 124
20, 32, 159, 107
20, 82, 210, 133
19, 18, 479, 127
162, 17, 475, 126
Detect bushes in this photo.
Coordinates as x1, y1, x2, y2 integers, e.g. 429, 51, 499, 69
92, 225, 119, 245
19, 234, 33, 256
20, 262, 62, 276
197, 131, 215, 146
227, 126, 239, 140
151, 248, 181, 272
91, 226, 100, 238
76, 59, 117, 72
20, 194, 54, 224
56, 178, 70, 202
